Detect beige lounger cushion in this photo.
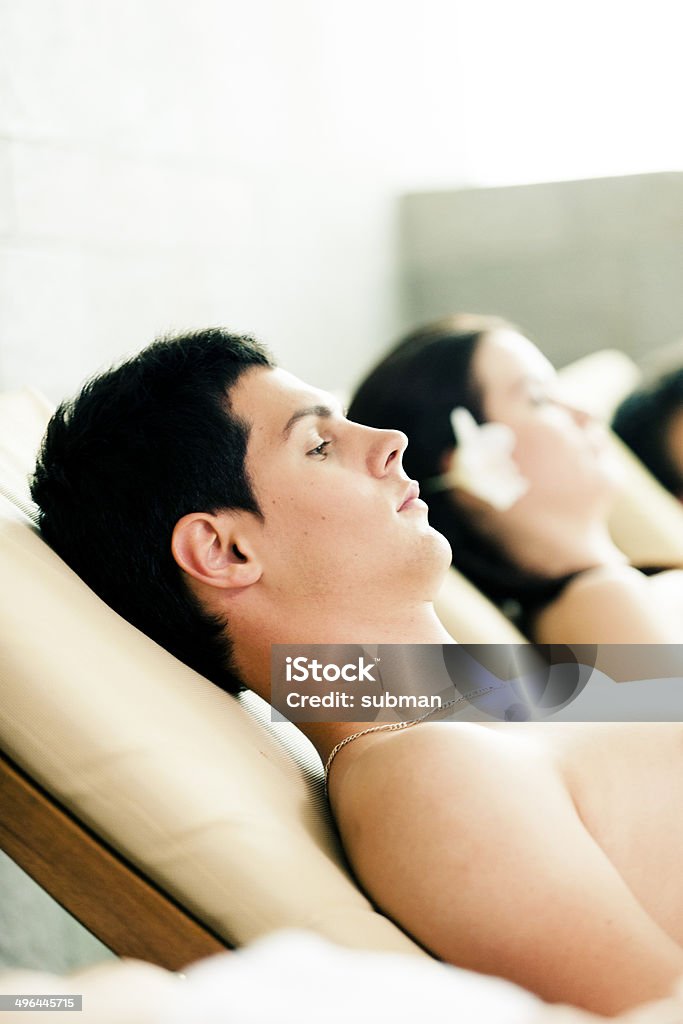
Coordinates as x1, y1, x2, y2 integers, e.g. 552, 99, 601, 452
435, 568, 527, 643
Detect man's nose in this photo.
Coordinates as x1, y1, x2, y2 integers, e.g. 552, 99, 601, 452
366, 427, 409, 476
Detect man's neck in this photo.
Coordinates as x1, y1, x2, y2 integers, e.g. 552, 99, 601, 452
241, 598, 452, 682
297, 633, 458, 767
280, 601, 454, 646
238, 598, 454, 767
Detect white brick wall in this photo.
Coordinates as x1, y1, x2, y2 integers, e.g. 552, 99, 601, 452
0, 0, 444, 400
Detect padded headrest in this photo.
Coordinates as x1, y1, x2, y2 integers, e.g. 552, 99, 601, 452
0, 387, 52, 520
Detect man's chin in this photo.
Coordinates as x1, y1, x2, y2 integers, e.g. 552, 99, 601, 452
413, 525, 453, 593
435, 531, 454, 577
425, 518, 451, 555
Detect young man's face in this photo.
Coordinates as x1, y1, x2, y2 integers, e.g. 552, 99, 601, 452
230, 365, 451, 610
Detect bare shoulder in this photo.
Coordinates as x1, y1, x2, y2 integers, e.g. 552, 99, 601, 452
329, 721, 683, 1014
331, 720, 569, 879
534, 564, 681, 643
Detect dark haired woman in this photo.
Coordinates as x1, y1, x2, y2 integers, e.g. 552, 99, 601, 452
348, 314, 683, 643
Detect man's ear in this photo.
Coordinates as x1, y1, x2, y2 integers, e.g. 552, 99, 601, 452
171, 511, 262, 590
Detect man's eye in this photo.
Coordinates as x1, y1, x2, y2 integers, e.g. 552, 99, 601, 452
307, 440, 331, 458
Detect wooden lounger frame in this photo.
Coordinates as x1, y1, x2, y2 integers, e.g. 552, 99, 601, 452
0, 749, 228, 970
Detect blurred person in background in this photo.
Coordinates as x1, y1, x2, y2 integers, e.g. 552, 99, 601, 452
348, 314, 683, 644
612, 365, 683, 502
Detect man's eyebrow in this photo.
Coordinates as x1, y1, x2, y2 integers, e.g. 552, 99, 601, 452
281, 404, 339, 441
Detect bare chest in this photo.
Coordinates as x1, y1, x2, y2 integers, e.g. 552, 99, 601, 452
482, 721, 683, 944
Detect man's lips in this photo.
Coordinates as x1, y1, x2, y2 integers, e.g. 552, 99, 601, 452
398, 481, 421, 511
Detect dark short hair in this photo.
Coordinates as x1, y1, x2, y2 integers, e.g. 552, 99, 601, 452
612, 368, 683, 497
348, 314, 572, 623
31, 328, 274, 693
